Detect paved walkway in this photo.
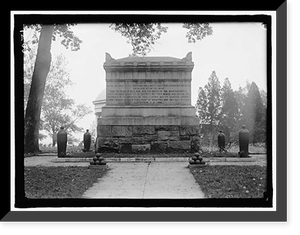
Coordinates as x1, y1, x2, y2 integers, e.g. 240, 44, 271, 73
82, 162, 205, 199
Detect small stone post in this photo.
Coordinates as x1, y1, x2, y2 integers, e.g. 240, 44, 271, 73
217, 130, 226, 152
239, 125, 250, 157
57, 126, 67, 157
83, 129, 91, 152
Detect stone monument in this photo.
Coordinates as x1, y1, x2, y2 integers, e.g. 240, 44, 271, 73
96, 52, 200, 154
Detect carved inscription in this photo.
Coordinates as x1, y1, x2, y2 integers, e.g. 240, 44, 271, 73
106, 80, 191, 105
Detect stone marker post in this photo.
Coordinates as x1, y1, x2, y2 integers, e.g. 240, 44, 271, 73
239, 125, 250, 157
83, 129, 91, 152
217, 130, 226, 152
57, 126, 67, 157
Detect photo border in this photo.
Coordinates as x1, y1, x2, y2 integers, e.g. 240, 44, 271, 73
2, 6, 287, 222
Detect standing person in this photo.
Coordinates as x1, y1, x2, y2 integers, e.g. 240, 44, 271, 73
57, 126, 67, 157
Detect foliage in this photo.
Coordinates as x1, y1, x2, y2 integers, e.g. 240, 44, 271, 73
196, 71, 221, 127
196, 71, 221, 150
219, 78, 239, 140
110, 23, 213, 56
197, 74, 267, 148
182, 23, 213, 43
23, 24, 82, 53
244, 82, 266, 143
23, 24, 83, 153
109, 23, 168, 56
24, 48, 92, 146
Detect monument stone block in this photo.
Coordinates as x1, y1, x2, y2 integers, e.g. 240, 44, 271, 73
111, 126, 132, 137
97, 126, 112, 137
157, 130, 180, 141
179, 126, 199, 136
96, 52, 200, 154
132, 144, 151, 153
132, 126, 155, 136
168, 140, 191, 151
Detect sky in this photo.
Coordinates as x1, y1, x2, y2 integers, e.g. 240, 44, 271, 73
36, 22, 267, 144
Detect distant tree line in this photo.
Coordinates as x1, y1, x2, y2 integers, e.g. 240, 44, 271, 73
196, 71, 266, 150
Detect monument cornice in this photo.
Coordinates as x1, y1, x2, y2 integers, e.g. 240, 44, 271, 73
103, 65, 194, 72
103, 52, 194, 72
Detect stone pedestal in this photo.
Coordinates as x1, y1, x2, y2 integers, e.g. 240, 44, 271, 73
96, 52, 200, 154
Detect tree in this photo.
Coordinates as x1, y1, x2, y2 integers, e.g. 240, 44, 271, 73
245, 82, 266, 144
43, 100, 92, 146
24, 24, 82, 153
182, 23, 213, 43
219, 78, 239, 141
234, 84, 249, 133
196, 71, 221, 151
24, 25, 54, 153
24, 49, 92, 146
110, 23, 213, 56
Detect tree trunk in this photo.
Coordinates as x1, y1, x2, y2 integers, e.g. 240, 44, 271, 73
24, 25, 54, 154
52, 134, 57, 147
208, 122, 214, 152
208, 131, 214, 152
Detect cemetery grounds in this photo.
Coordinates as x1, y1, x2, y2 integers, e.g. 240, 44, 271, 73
24, 144, 267, 199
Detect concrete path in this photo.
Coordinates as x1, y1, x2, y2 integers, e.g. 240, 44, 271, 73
82, 162, 205, 199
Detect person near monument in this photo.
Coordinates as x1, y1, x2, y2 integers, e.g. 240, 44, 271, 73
57, 126, 67, 157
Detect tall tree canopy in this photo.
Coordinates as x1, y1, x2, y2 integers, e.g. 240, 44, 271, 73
196, 71, 221, 150
196, 74, 267, 150
219, 78, 239, 140
110, 23, 213, 56
245, 82, 266, 143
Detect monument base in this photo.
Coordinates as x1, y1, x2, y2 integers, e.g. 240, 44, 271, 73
96, 117, 200, 154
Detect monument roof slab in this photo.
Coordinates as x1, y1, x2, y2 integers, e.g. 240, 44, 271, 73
103, 52, 194, 72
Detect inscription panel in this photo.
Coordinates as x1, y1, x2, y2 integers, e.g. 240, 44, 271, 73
106, 80, 191, 106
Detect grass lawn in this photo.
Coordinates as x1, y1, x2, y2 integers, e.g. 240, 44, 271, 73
24, 166, 107, 198
190, 165, 267, 198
